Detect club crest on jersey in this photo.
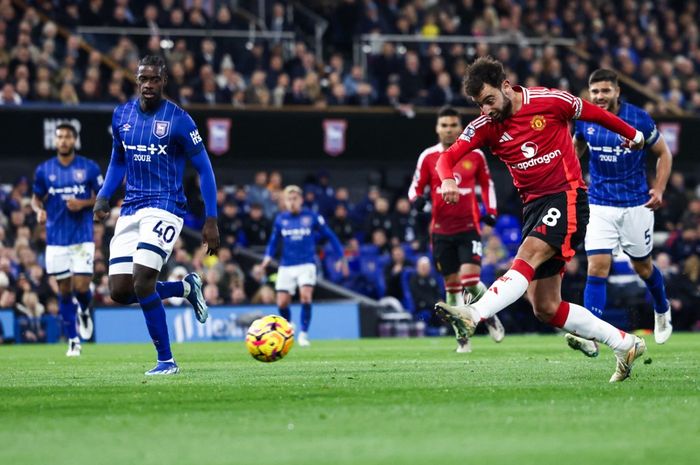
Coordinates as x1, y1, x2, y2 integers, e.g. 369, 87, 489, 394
301, 216, 312, 227
48, 174, 56, 182
73, 169, 86, 182
530, 115, 546, 131
462, 160, 473, 171
323, 119, 347, 157
153, 120, 170, 138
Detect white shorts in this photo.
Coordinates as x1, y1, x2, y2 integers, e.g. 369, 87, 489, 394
275, 263, 317, 295
108, 208, 184, 275
45, 242, 95, 280
585, 204, 654, 259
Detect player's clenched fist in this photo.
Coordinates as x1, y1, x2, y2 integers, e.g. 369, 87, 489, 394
440, 178, 459, 204
202, 217, 220, 255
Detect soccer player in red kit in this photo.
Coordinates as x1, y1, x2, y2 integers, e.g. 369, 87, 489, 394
434, 57, 647, 382
408, 106, 504, 353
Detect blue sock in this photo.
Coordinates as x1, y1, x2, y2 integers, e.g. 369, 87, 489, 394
279, 306, 291, 322
75, 289, 92, 313
157, 281, 184, 299
301, 303, 312, 332
138, 292, 172, 361
583, 276, 607, 317
120, 281, 183, 305
643, 266, 669, 313
59, 293, 78, 339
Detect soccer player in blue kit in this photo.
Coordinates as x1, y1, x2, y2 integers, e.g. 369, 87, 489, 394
32, 123, 102, 356
93, 56, 220, 375
261, 185, 348, 347
566, 69, 673, 357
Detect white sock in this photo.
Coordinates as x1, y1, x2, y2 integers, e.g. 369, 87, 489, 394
182, 280, 191, 297
472, 259, 533, 320
551, 302, 634, 353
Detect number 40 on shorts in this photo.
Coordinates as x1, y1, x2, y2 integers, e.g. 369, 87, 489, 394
152, 220, 177, 243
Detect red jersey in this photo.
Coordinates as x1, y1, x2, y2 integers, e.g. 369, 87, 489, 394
437, 87, 638, 204
409, 142, 497, 235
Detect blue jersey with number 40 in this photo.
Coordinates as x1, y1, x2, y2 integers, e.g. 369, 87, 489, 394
111, 98, 205, 218
574, 102, 660, 207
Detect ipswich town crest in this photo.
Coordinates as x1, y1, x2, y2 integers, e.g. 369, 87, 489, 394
73, 169, 86, 183
322, 119, 347, 157
153, 120, 170, 138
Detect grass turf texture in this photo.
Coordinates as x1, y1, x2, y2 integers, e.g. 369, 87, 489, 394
1, 334, 698, 465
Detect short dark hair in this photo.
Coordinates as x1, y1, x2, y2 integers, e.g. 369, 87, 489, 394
463, 56, 506, 97
138, 55, 167, 75
589, 69, 618, 87
56, 123, 77, 138
437, 105, 461, 120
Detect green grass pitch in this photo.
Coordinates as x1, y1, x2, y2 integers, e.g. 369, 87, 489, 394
1, 333, 698, 465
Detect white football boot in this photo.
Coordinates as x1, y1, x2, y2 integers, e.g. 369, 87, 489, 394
609, 336, 647, 383
565, 333, 600, 358
298, 331, 311, 347
66, 337, 82, 357
653, 305, 672, 344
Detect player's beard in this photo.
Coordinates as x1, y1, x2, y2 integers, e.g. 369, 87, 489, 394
490, 93, 513, 122
58, 148, 74, 158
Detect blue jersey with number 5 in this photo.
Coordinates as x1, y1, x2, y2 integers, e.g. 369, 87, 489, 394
110, 98, 204, 217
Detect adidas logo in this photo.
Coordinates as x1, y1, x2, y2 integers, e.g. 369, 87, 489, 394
498, 132, 513, 143
534, 224, 547, 235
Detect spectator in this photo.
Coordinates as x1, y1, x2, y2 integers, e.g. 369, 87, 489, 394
409, 256, 443, 333
329, 203, 355, 245
365, 197, 393, 239
391, 197, 417, 245
384, 245, 410, 300
243, 203, 271, 247
15, 291, 46, 343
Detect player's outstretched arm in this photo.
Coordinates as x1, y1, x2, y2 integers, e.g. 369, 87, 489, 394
190, 150, 220, 255
645, 135, 673, 210
578, 99, 644, 150
317, 216, 348, 276
436, 121, 486, 204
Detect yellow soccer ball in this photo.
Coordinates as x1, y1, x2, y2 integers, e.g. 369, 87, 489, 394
245, 315, 294, 362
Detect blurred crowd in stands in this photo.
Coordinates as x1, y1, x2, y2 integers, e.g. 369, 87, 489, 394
1, 167, 699, 343
0, 0, 700, 113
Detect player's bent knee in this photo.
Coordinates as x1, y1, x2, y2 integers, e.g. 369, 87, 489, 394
532, 301, 560, 322
110, 288, 134, 305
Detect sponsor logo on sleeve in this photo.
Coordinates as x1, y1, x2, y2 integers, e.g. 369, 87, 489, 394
459, 125, 476, 142
190, 129, 203, 145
